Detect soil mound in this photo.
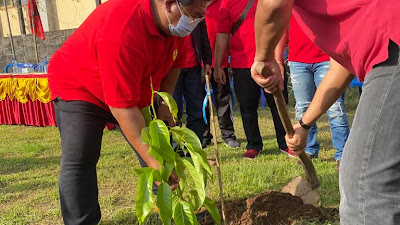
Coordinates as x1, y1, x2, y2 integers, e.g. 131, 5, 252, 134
200, 191, 338, 225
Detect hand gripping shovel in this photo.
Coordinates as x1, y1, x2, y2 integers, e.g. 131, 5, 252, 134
255, 62, 321, 204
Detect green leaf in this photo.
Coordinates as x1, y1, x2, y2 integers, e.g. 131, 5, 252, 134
174, 153, 187, 191
173, 201, 195, 225
181, 200, 199, 225
141, 106, 153, 126
136, 169, 155, 224
153, 169, 162, 183
156, 92, 179, 120
203, 197, 221, 225
173, 201, 186, 225
149, 145, 163, 165
188, 190, 201, 210
149, 120, 175, 163
171, 127, 212, 176
161, 162, 174, 182
182, 158, 205, 206
171, 126, 201, 149
140, 127, 150, 144
156, 182, 173, 225
134, 167, 155, 176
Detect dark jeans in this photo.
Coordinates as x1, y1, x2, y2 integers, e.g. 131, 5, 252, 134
54, 99, 149, 225
202, 68, 236, 142
173, 66, 204, 142
340, 41, 400, 224
232, 68, 288, 151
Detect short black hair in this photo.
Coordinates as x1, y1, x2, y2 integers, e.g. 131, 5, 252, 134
178, 0, 211, 6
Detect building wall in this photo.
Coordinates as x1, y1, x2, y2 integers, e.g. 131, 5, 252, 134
54, 0, 96, 30
0, 0, 97, 38
0, 29, 74, 70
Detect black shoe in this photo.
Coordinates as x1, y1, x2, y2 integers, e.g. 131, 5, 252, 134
202, 138, 212, 149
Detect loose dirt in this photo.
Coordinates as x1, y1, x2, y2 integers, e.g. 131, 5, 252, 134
200, 191, 338, 225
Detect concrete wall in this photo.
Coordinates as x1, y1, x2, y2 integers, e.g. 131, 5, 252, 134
0, 0, 98, 37
54, 0, 96, 30
0, 29, 74, 70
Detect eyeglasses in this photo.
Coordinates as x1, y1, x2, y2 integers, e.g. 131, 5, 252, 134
177, 1, 205, 23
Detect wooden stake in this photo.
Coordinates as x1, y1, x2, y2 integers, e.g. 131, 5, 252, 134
3, 0, 16, 59
205, 74, 227, 225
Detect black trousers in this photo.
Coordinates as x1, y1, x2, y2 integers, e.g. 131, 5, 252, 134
232, 68, 288, 151
202, 68, 236, 142
54, 98, 150, 225
173, 66, 204, 142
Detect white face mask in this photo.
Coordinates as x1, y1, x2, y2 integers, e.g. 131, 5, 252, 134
165, 1, 204, 37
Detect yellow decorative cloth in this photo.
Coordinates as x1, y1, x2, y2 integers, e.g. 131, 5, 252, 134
0, 74, 51, 104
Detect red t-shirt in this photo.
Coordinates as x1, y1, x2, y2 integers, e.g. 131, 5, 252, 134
205, 0, 228, 68
218, 0, 257, 68
288, 17, 329, 64
293, 0, 400, 81
48, 0, 186, 110
182, 35, 199, 69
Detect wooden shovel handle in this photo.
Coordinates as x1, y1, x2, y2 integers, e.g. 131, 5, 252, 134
255, 62, 320, 189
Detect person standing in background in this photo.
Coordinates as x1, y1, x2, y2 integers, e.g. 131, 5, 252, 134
214, 0, 291, 159
202, 0, 240, 149
284, 17, 350, 170
173, 20, 212, 142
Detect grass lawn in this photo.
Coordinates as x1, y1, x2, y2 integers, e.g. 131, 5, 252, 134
0, 87, 360, 225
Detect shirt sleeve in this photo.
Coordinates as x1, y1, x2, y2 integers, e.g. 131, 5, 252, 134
217, 0, 232, 34
172, 37, 188, 69
96, 40, 144, 108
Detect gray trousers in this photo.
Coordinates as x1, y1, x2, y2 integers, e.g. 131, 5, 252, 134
340, 40, 400, 224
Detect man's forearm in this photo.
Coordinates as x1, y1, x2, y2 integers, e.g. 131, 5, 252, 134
274, 30, 288, 64
254, 0, 293, 62
159, 68, 181, 95
109, 106, 159, 169
301, 60, 354, 126
214, 33, 230, 68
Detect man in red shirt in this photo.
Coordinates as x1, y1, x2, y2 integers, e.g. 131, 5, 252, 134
48, 0, 210, 224
252, 0, 400, 223
285, 17, 350, 169
214, 0, 290, 159
202, 0, 240, 149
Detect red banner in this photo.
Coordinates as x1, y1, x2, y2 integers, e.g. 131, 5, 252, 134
27, 0, 46, 40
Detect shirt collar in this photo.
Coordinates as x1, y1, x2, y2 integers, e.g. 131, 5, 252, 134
141, 0, 168, 39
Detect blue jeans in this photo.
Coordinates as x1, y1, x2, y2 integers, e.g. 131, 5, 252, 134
288, 61, 350, 161
340, 41, 400, 224
173, 66, 204, 142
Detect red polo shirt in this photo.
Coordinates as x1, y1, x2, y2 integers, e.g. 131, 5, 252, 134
218, 0, 257, 68
293, 0, 400, 80
48, 0, 186, 110
205, 0, 228, 68
288, 17, 329, 64
182, 35, 199, 69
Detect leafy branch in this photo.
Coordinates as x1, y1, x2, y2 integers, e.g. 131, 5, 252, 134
135, 82, 221, 225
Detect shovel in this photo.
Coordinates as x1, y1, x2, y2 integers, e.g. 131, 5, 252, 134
255, 62, 321, 204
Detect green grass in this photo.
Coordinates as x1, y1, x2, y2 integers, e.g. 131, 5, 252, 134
0, 87, 360, 225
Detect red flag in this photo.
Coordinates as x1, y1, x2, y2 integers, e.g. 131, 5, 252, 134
27, 0, 45, 40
